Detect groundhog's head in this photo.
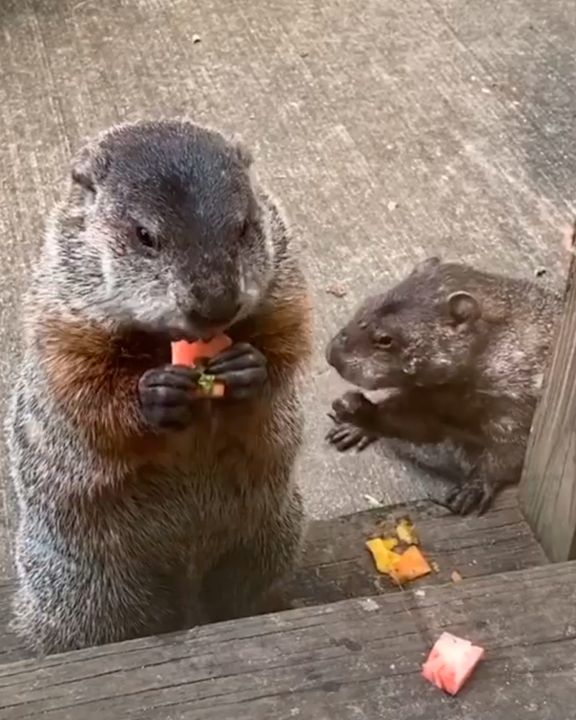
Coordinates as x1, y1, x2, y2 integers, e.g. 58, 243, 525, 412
61, 120, 274, 339
326, 257, 488, 389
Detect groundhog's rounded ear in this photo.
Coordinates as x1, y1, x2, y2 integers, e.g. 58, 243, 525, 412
70, 141, 108, 192
447, 291, 481, 325
411, 256, 441, 276
231, 136, 253, 168
71, 145, 96, 192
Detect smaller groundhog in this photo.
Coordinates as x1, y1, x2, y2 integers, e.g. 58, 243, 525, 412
325, 257, 562, 514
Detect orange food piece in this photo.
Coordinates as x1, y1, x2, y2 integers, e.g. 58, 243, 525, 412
389, 545, 431, 584
422, 632, 485, 695
171, 334, 232, 398
171, 335, 232, 366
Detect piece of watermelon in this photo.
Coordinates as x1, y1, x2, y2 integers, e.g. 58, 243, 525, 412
171, 335, 232, 398
171, 335, 232, 366
422, 632, 485, 695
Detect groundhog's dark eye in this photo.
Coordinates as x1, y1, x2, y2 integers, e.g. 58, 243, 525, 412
135, 225, 156, 250
374, 333, 394, 349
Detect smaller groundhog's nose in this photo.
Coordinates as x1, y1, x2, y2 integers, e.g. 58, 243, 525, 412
325, 330, 347, 368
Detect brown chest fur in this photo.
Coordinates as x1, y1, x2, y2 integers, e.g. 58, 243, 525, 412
35, 292, 311, 482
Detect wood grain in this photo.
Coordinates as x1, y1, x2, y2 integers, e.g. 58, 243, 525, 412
0, 578, 24, 666
283, 487, 546, 607
0, 489, 546, 667
2, 0, 576, 579
520, 251, 576, 561
0, 562, 574, 719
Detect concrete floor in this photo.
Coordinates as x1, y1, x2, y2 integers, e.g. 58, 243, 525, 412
0, 0, 575, 574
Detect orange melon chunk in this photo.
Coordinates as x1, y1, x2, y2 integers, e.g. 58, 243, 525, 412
389, 546, 431, 584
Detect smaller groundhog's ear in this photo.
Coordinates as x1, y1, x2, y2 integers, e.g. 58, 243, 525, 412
70, 141, 108, 193
447, 291, 481, 325
231, 136, 254, 168
411, 256, 441, 276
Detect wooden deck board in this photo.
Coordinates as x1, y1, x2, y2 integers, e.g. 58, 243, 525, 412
0, 562, 574, 719
0, 578, 22, 666
283, 487, 546, 607
1, 0, 576, 575
520, 249, 576, 561
0, 489, 547, 667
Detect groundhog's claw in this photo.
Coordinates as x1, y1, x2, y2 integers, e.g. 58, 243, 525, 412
326, 423, 377, 452
331, 391, 374, 424
206, 342, 267, 399
446, 479, 495, 515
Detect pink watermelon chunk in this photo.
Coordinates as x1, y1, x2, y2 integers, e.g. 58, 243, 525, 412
422, 632, 485, 695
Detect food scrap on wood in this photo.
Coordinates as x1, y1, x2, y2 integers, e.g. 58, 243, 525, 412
365, 516, 432, 584
389, 546, 431, 584
422, 632, 485, 695
395, 517, 419, 545
365, 538, 401, 575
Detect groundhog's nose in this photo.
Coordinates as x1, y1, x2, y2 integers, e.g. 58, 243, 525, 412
325, 330, 347, 367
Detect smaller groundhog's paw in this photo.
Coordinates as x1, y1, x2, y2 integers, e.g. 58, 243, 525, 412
139, 364, 201, 430
331, 391, 374, 425
205, 343, 267, 399
445, 478, 495, 516
326, 422, 377, 452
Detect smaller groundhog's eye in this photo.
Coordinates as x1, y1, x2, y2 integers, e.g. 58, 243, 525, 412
135, 225, 156, 250
374, 333, 394, 350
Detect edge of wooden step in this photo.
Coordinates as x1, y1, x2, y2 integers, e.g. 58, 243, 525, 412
0, 488, 546, 666
282, 487, 546, 608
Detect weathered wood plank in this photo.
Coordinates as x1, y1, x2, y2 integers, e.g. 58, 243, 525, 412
0, 488, 546, 667
284, 487, 546, 607
2, 0, 576, 576
520, 248, 576, 561
0, 578, 26, 666
0, 562, 574, 720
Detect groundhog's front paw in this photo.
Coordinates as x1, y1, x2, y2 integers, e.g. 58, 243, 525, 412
331, 391, 374, 425
139, 365, 201, 430
205, 343, 267, 399
326, 422, 377, 452
445, 478, 495, 515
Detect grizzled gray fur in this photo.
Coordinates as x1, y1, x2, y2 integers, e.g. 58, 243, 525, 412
6, 120, 309, 654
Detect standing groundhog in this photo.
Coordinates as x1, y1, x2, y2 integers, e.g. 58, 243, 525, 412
6, 120, 311, 654
326, 257, 561, 514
